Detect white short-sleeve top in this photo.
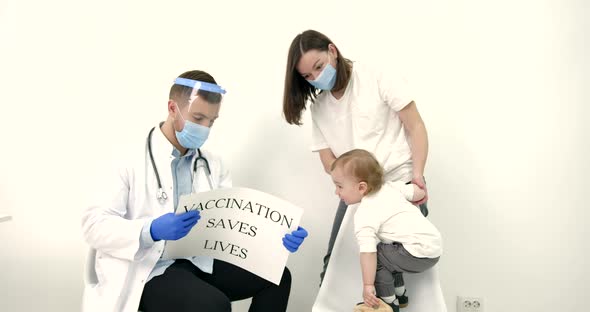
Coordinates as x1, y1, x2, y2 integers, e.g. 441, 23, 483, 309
310, 61, 414, 182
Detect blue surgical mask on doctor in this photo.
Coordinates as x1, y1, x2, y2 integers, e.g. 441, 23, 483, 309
307, 53, 337, 90
174, 103, 210, 149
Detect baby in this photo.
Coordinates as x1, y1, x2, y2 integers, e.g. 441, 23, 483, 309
330, 149, 442, 312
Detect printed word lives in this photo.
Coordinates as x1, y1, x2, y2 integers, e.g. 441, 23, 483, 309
204, 240, 248, 259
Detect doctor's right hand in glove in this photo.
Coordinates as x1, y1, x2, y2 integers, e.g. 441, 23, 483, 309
150, 210, 201, 241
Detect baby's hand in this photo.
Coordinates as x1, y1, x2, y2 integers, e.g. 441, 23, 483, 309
362, 284, 380, 308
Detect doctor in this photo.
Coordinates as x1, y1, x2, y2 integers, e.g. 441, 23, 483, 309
82, 70, 308, 312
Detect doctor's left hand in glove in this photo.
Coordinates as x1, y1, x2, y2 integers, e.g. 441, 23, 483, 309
81, 69, 299, 312
283, 226, 309, 252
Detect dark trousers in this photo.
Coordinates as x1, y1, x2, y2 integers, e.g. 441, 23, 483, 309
375, 242, 439, 297
139, 259, 291, 312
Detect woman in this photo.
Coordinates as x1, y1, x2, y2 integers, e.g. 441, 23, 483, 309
282, 29, 429, 286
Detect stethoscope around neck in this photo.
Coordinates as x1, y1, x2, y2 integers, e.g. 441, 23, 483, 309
147, 127, 213, 204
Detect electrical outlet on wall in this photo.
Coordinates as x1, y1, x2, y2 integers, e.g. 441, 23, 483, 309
457, 296, 484, 312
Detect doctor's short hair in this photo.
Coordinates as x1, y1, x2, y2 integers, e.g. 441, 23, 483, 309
170, 70, 222, 106
331, 149, 384, 195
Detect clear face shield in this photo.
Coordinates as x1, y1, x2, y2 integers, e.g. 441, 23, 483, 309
173, 77, 227, 107
171, 77, 227, 149
172, 78, 226, 191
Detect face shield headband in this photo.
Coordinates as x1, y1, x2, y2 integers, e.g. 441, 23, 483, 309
173, 77, 227, 108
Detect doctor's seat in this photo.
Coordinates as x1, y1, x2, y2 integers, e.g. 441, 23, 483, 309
84, 248, 98, 285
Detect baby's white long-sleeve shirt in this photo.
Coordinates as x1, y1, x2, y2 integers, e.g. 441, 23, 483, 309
354, 181, 442, 258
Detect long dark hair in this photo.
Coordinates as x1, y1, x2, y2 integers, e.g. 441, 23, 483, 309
282, 30, 352, 125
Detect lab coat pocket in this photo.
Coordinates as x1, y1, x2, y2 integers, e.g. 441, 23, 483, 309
95, 252, 129, 287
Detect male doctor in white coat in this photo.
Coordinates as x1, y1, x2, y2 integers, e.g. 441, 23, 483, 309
81, 70, 308, 312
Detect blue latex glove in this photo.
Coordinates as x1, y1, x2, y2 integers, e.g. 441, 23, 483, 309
283, 226, 308, 253
150, 210, 201, 241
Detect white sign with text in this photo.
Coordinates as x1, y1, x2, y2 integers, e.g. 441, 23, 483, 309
162, 187, 303, 285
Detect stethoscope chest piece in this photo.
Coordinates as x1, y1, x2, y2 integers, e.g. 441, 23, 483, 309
157, 187, 168, 204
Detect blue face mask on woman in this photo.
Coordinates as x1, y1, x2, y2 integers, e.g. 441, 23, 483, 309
308, 53, 337, 90
175, 105, 210, 149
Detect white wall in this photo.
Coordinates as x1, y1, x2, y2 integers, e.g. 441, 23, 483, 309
0, 0, 588, 311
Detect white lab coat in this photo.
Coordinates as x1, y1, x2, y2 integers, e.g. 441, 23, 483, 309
312, 204, 447, 312
81, 125, 231, 312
